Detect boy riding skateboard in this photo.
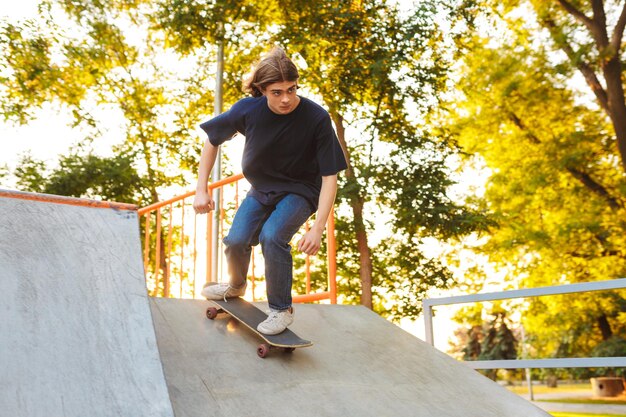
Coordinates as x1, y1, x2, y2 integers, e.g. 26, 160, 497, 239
193, 47, 347, 336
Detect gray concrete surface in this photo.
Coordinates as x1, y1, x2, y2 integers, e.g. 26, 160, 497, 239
151, 298, 550, 417
0, 191, 553, 417
534, 399, 626, 414
524, 392, 626, 415
0, 194, 174, 417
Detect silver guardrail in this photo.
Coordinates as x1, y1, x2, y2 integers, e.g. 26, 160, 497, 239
423, 278, 626, 369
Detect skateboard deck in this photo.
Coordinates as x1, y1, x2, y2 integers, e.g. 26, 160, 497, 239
205, 297, 312, 358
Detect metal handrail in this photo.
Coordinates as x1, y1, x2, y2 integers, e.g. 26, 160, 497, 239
139, 173, 337, 303
423, 278, 626, 369
137, 174, 245, 215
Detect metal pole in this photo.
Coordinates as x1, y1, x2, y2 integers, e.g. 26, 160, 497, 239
525, 368, 534, 401
521, 326, 534, 401
327, 208, 337, 304
211, 36, 224, 283
423, 300, 435, 346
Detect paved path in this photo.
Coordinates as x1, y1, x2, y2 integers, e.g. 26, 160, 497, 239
517, 391, 626, 415
533, 400, 626, 415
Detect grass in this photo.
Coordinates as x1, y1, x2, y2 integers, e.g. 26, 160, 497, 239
508, 384, 594, 395
550, 413, 626, 417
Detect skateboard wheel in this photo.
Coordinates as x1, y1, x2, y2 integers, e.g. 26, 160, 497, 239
257, 343, 271, 358
206, 307, 219, 320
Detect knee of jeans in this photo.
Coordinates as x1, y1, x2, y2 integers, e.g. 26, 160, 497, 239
223, 234, 248, 251
258, 228, 285, 248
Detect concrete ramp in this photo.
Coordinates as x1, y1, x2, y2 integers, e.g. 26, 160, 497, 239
0, 191, 174, 417
151, 298, 550, 417
1, 189, 550, 417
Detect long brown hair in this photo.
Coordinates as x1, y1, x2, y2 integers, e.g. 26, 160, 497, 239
243, 47, 299, 97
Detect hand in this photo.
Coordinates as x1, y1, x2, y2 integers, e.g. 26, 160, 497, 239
193, 191, 215, 214
297, 227, 324, 256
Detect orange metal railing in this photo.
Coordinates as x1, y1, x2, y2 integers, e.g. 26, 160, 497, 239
138, 173, 337, 304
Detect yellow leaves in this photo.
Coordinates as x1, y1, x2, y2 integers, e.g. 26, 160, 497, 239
445, 0, 626, 361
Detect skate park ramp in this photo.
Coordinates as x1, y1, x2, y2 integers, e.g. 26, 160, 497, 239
151, 298, 550, 417
1, 189, 549, 417
0, 191, 174, 417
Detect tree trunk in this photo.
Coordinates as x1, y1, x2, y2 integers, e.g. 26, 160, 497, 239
602, 56, 626, 173
597, 313, 613, 340
552, 2, 626, 172
330, 110, 373, 309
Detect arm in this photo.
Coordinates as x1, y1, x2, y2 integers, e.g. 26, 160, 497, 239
193, 138, 220, 214
297, 174, 338, 255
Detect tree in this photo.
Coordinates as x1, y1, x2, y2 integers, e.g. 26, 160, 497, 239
451, 303, 518, 380
1, 0, 489, 318
446, 0, 626, 364
1, 1, 205, 204
592, 335, 626, 377
14, 149, 147, 202
266, 0, 490, 314
0, 1, 216, 296
531, 0, 626, 172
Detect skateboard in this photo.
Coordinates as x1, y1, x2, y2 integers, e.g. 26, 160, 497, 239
205, 297, 312, 358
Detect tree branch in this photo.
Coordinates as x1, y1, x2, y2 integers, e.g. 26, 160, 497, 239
612, 2, 626, 51
507, 111, 540, 144
558, 0, 608, 48
591, 0, 607, 27
556, 0, 593, 28
590, 0, 609, 48
566, 167, 622, 210
507, 110, 623, 210
542, 17, 609, 113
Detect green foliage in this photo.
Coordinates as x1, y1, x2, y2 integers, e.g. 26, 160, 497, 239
479, 312, 518, 362
451, 304, 519, 380
591, 336, 626, 377
446, 0, 626, 374
15, 150, 148, 203
593, 335, 626, 356
462, 325, 483, 361
378, 142, 494, 240
1, 0, 490, 320
374, 234, 454, 319
1, 1, 205, 203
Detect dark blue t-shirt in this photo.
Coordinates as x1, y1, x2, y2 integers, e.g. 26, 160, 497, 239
200, 96, 347, 210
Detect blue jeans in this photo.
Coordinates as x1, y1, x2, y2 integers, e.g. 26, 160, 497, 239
223, 194, 313, 310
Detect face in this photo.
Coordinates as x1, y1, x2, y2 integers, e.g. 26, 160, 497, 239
262, 81, 300, 115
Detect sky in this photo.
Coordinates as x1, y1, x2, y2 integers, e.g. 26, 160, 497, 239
1, 2, 73, 167
0, 1, 139, 186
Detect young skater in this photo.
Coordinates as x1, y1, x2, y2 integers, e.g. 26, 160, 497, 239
193, 47, 346, 335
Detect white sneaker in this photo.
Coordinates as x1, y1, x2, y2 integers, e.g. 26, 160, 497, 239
201, 282, 246, 301
257, 308, 294, 335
